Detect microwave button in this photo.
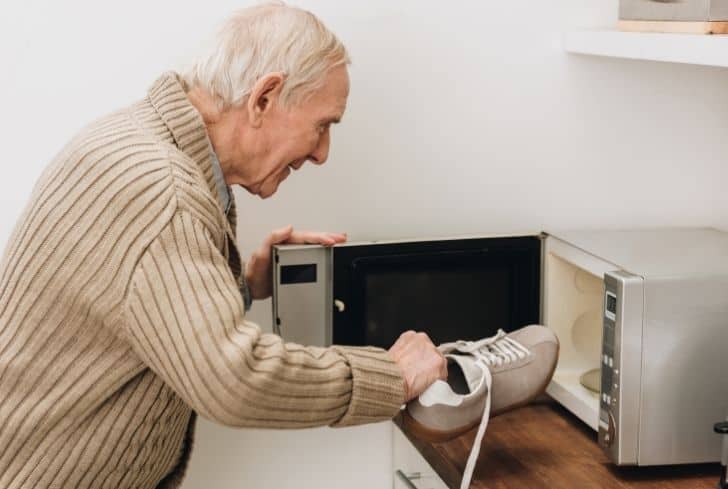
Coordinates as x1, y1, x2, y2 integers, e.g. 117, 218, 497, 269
607, 411, 616, 446
608, 357, 613, 368
599, 410, 617, 447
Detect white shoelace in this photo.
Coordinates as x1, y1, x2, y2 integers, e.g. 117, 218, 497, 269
452, 330, 531, 367
451, 330, 530, 489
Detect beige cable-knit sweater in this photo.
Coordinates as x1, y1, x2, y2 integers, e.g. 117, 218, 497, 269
0, 72, 405, 489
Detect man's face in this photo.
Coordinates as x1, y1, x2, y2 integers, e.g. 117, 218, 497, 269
237, 65, 349, 199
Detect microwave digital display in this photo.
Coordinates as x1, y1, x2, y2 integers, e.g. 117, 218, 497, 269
606, 293, 617, 314
605, 291, 617, 321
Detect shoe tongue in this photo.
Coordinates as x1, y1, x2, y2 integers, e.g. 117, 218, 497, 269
446, 354, 482, 393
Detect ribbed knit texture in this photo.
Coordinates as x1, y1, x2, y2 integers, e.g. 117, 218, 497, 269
0, 72, 406, 489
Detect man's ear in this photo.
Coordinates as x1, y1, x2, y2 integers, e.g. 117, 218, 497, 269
247, 72, 286, 128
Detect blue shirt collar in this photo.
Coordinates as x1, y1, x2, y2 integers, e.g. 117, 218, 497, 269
209, 144, 232, 215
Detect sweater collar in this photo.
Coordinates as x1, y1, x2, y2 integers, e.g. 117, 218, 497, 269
147, 72, 221, 209
146, 72, 238, 239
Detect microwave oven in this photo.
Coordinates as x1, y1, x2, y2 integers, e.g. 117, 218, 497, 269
272, 228, 728, 466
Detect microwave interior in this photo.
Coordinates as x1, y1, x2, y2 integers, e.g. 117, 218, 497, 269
542, 235, 615, 431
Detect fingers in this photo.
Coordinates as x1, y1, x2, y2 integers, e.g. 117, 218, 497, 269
266, 225, 294, 246
388, 330, 447, 402
388, 330, 415, 358
275, 228, 347, 246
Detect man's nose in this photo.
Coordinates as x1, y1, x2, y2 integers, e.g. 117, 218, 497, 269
309, 130, 330, 165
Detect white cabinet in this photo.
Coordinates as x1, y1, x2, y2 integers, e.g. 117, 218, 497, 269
392, 423, 449, 489
184, 419, 393, 489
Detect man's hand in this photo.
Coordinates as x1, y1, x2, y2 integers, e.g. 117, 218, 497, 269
245, 225, 347, 300
388, 331, 448, 403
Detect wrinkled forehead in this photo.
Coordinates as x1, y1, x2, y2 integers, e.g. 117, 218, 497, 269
329, 66, 350, 112
308, 66, 349, 116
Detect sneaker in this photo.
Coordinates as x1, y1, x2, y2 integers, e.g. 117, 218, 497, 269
402, 325, 559, 489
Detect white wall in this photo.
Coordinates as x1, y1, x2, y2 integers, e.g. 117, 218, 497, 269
3, 1, 728, 488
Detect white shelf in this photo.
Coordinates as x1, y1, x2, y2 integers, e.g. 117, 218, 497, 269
564, 30, 728, 68
546, 369, 600, 431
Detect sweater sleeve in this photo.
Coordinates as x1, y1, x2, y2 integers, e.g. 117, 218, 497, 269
122, 210, 405, 428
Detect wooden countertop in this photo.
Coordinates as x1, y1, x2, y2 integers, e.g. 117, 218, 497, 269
392, 400, 721, 489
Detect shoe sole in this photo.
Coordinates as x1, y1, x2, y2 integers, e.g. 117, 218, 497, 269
402, 341, 560, 443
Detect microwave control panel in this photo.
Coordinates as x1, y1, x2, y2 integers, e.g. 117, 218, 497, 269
599, 289, 619, 449
599, 271, 644, 466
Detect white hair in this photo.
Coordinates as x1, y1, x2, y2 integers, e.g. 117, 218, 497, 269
181, 2, 350, 109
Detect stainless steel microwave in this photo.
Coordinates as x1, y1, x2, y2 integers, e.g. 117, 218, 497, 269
272, 228, 728, 466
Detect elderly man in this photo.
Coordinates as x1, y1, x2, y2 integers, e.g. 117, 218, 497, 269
0, 4, 447, 489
